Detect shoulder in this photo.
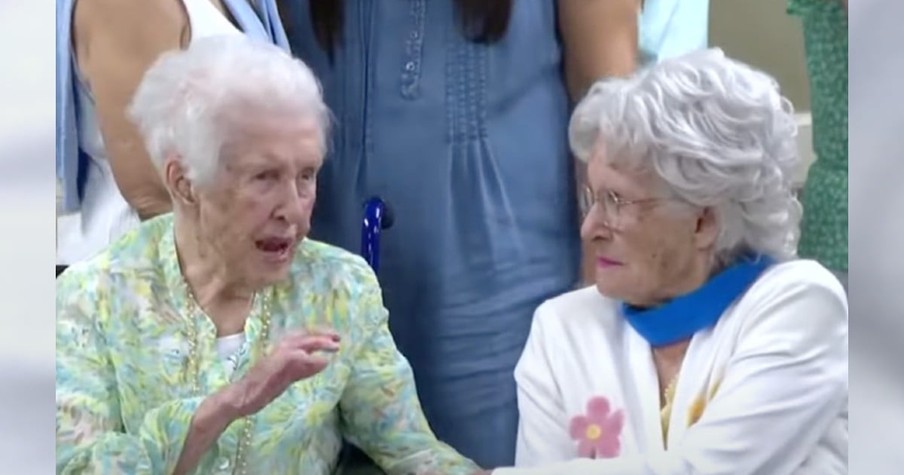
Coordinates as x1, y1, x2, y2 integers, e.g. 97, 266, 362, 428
289, 239, 388, 338
57, 259, 109, 309
58, 216, 171, 302
73, 0, 187, 39
72, 0, 187, 75
293, 239, 378, 290
56, 254, 118, 335
73, 0, 186, 26
536, 285, 618, 323
290, 239, 382, 318
528, 285, 622, 348
730, 258, 848, 348
743, 258, 847, 316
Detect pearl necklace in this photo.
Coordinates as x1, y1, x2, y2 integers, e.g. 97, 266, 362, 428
183, 286, 273, 475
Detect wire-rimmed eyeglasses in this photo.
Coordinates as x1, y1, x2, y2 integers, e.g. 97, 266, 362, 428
580, 186, 666, 231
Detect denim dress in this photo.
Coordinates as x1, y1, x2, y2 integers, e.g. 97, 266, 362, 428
284, 0, 580, 466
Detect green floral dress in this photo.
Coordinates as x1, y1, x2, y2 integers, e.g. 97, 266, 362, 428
789, 0, 848, 272
55, 214, 479, 475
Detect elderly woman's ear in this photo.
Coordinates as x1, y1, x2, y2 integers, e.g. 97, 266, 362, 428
163, 158, 196, 207
694, 206, 719, 252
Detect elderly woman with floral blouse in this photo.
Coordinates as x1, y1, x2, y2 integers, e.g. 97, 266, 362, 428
487, 49, 848, 475
55, 34, 485, 475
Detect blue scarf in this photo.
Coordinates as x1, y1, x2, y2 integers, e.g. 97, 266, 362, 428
621, 254, 775, 347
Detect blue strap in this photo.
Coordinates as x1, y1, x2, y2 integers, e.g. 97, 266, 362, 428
221, 0, 289, 51
56, 0, 82, 212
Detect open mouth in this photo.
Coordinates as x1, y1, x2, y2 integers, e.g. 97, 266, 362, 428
255, 237, 294, 262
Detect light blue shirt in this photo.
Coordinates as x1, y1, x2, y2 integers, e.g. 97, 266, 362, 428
639, 0, 710, 65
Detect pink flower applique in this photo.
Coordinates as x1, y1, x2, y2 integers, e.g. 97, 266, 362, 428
569, 396, 625, 458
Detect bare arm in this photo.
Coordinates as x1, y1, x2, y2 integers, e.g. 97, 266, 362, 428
558, 0, 640, 283
72, 0, 189, 219
558, 0, 639, 101
171, 391, 240, 475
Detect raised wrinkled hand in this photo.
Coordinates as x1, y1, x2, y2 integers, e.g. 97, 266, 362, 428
228, 330, 340, 417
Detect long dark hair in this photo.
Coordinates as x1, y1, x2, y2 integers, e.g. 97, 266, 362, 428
310, 0, 513, 58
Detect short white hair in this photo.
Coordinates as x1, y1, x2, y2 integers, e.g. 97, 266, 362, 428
569, 48, 802, 263
128, 34, 330, 185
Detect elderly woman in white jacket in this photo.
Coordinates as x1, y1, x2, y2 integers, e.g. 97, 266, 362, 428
490, 49, 847, 475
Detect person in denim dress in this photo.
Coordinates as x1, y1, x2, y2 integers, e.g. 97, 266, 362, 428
280, 0, 638, 467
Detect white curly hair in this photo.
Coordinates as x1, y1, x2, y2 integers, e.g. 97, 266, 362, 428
569, 48, 802, 264
128, 34, 331, 186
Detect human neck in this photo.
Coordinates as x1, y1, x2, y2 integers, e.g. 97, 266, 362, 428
653, 339, 691, 368
174, 214, 256, 334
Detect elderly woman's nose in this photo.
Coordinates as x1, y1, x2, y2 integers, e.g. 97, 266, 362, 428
580, 212, 610, 242
275, 181, 310, 223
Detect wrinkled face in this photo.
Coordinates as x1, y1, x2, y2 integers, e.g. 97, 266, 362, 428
580, 144, 711, 307
194, 113, 323, 287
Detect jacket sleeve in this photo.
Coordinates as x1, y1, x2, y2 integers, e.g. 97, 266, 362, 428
56, 270, 212, 474
337, 259, 482, 475
512, 302, 581, 466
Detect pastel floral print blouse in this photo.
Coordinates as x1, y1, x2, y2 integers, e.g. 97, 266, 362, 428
56, 214, 480, 475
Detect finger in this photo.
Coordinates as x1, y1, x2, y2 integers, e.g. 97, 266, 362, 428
278, 329, 341, 345
277, 333, 340, 353
284, 351, 330, 379
305, 325, 340, 339
264, 351, 329, 389
282, 327, 340, 339
296, 336, 341, 354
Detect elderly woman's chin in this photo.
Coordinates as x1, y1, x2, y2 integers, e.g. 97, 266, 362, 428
590, 259, 663, 306
591, 266, 633, 302
246, 228, 308, 283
